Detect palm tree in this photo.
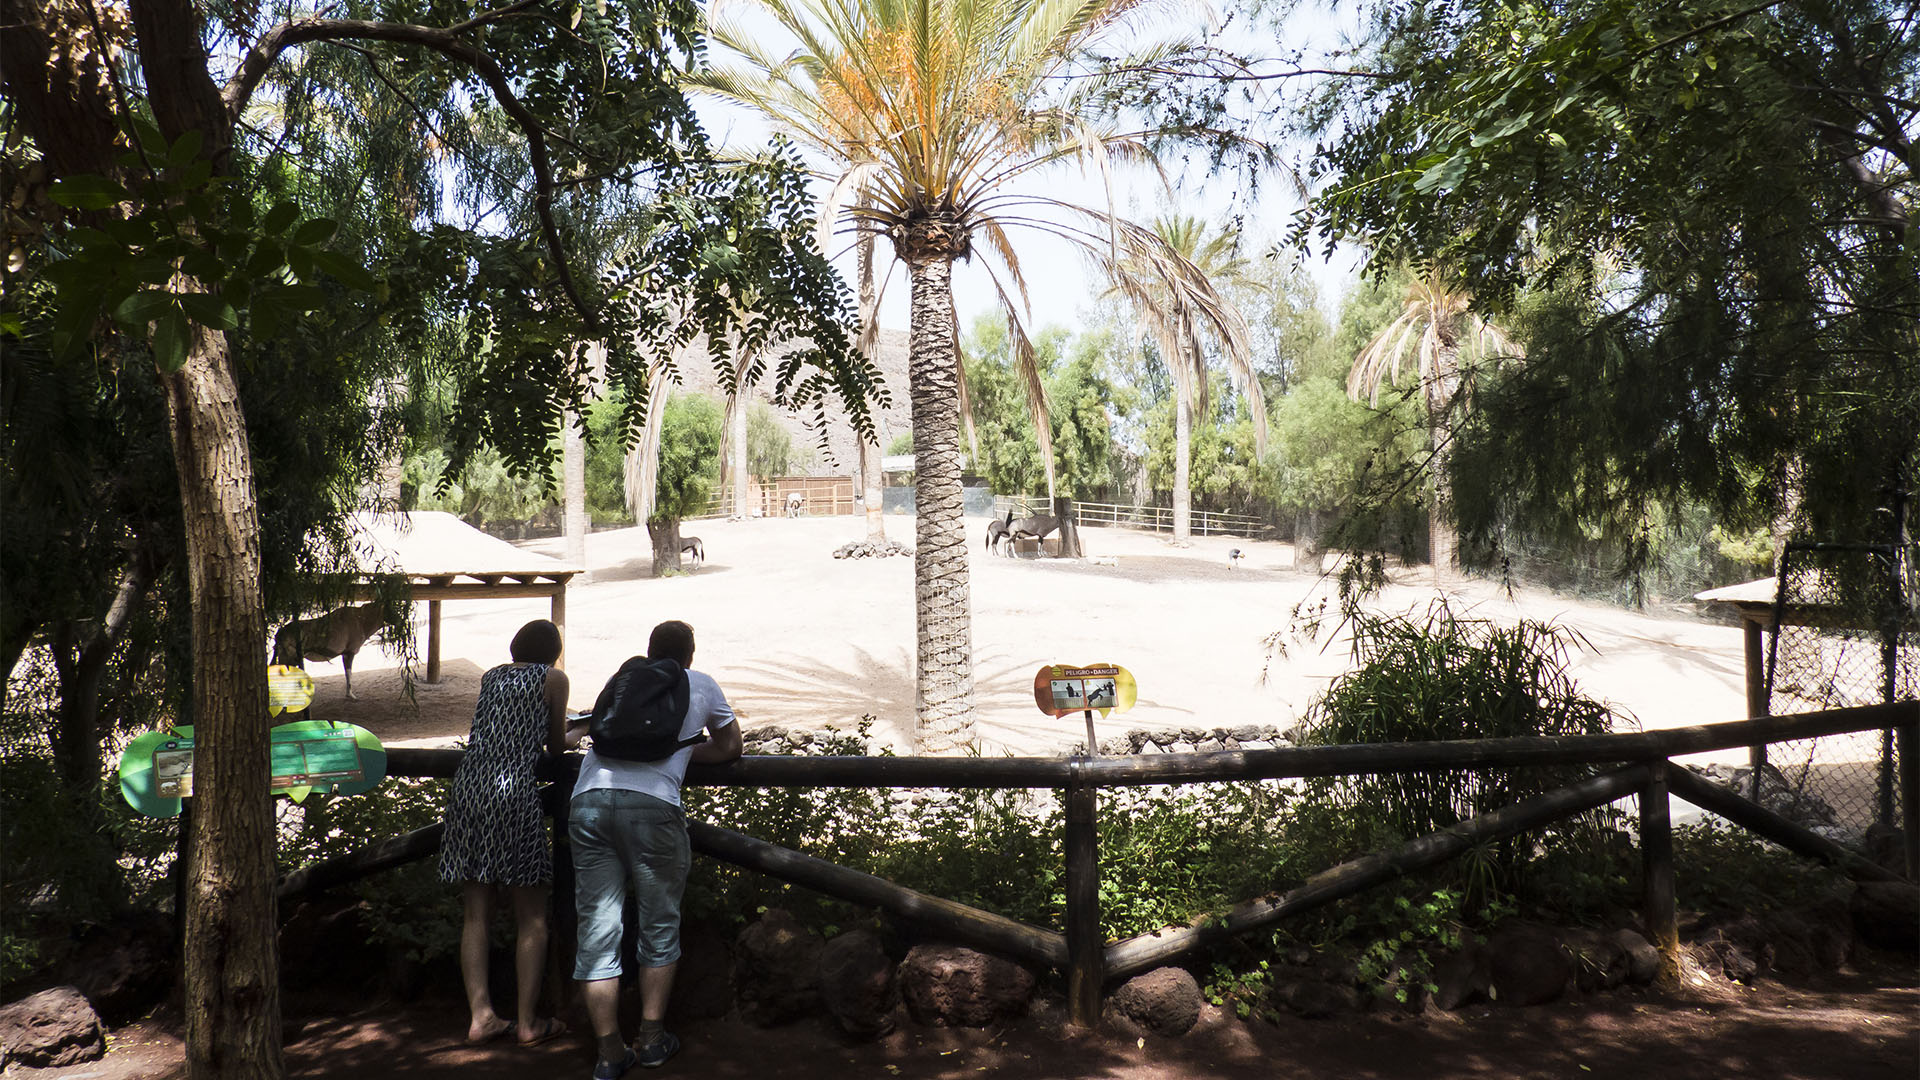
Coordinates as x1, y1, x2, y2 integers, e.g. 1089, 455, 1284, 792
1106, 216, 1268, 544
1347, 271, 1519, 579
696, 0, 1222, 749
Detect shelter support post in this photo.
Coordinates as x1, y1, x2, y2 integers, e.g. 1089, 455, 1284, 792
1064, 760, 1103, 1028
426, 599, 442, 684
550, 586, 567, 670
1743, 617, 1768, 801
1641, 760, 1678, 982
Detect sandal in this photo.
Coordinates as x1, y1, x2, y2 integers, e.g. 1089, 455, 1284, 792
518, 1017, 568, 1048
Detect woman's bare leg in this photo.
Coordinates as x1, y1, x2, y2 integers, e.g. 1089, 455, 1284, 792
509, 884, 553, 1040
460, 882, 508, 1041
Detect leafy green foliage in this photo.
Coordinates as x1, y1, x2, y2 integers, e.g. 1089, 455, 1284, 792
746, 401, 811, 479
1306, 0, 1919, 551
40, 124, 367, 369
964, 315, 1125, 498
652, 395, 723, 523
1673, 819, 1848, 916
1293, 602, 1618, 897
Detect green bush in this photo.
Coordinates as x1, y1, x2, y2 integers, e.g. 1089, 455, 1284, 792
1292, 602, 1619, 898
1673, 818, 1848, 915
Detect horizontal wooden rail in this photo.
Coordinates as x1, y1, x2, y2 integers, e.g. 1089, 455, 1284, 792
1103, 764, 1651, 979
688, 822, 1067, 968
383, 700, 1916, 790
276, 821, 443, 902
1665, 765, 1905, 884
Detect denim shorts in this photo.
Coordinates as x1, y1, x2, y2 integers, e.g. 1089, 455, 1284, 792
569, 788, 690, 980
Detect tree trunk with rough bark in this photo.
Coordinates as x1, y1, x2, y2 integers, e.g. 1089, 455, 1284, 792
1425, 350, 1461, 583
162, 325, 282, 1080
901, 250, 974, 752
857, 225, 886, 542
730, 388, 750, 518
563, 412, 588, 575
647, 517, 684, 576
1172, 371, 1193, 545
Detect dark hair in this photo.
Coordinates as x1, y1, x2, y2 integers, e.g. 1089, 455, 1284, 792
647, 620, 695, 666
509, 620, 563, 665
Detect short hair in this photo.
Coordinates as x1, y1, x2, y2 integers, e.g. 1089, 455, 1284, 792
647, 620, 695, 666
509, 620, 563, 665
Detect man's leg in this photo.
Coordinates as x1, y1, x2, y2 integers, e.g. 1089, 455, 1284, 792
580, 975, 627, 1065
637, 962, 677, 1023
570, 791, 633, 1071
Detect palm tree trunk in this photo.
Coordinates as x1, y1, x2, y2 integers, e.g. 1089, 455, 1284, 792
1427, 350, 1461, 582
905, 255, 975, 751
563, 413, 588, 571
1173, 375, 1193, 545
730, 388, 750, 518
858, 226, 886, 541
161, 313, 282, 1080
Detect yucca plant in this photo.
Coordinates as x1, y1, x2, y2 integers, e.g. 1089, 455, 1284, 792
693, 0, 1254, 747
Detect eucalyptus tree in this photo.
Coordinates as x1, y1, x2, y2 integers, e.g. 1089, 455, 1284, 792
694, 0, 1248, 747
1106, 215, 1268, 543
1308, 0, 1918, 560
5, 3, 874, 1076
1346, 271, 1517, 579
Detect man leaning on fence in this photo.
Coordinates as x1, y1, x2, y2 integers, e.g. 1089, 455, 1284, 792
566, 620, 742, 1076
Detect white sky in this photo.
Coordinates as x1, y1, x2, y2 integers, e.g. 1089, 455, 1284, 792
692, 0, 1369, 335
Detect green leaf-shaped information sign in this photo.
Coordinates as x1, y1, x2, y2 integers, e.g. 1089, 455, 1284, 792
117, 721, 387, 818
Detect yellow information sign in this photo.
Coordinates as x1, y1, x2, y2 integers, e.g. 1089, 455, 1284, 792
267, 664, 316, 716
1032, 663, 1137, 718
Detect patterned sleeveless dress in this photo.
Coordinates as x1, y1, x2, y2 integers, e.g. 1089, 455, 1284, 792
439, 663, 553, 886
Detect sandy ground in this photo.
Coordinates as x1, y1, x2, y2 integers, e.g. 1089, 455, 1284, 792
302, 514, 1756, 770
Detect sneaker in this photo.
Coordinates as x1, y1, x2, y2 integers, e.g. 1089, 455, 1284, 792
592, 1048, 637, 1080
634, 1031, 680, 1069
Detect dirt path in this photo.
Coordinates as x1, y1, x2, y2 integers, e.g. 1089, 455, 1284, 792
28, 962, 1917, 1079
314, 515, 1755, 768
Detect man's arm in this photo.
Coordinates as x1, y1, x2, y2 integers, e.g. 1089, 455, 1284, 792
690, 718, 742, 765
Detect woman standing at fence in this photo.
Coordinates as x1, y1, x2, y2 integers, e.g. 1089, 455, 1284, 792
439, 619, 575, 1045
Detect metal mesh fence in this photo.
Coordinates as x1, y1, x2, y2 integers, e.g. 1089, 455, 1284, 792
1762, 540, 1918, 840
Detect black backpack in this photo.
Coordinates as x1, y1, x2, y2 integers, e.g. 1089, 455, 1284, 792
587, 656, 707, 762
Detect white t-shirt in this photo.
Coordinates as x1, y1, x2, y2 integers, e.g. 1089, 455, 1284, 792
571, 667, 735, 808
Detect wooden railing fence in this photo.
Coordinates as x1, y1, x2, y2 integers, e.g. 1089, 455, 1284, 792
277, 700, 1917, 1027
993, 495, 1272, 539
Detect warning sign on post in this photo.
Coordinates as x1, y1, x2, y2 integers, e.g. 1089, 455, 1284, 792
1032, 664, 1137, 718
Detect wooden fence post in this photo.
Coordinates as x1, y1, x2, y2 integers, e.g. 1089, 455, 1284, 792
1743, 616, 1768, 801
1900, 719, 1918, 879
1064, 759, 1103, 1028
426, 598, 442, 684
1641, 759, 1678, 981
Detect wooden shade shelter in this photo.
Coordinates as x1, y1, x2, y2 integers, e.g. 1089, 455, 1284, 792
345, 512, 581, 682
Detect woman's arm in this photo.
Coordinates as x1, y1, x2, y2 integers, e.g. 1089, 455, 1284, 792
543, 668, 572, 755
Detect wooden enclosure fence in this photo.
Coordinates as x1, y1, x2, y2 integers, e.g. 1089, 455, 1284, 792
277, 701, 1917, 1027
700, 475, 858, 519
994, 495, 1272, 539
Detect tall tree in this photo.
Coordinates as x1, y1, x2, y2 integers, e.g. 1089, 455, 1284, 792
1307, 0, 1918, 557
693, 0, 1242, 748
1346, 270, 1517, 579
4, 4, 874, 1077
1107, 216, 1269, 544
